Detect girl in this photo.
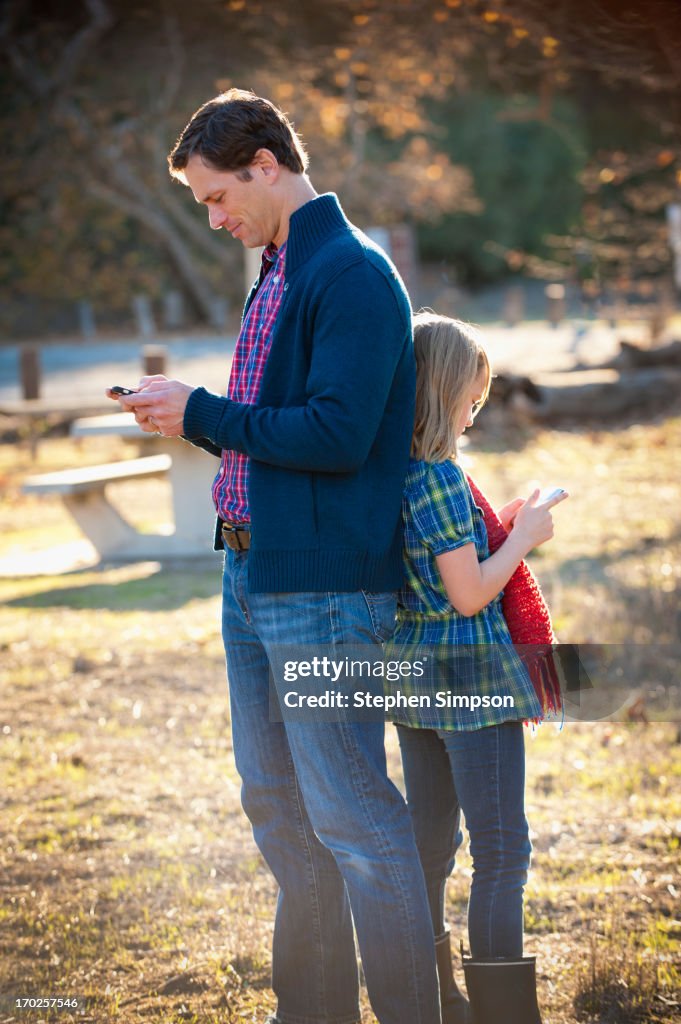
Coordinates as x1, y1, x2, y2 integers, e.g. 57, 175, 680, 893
389, 312, 567, 1024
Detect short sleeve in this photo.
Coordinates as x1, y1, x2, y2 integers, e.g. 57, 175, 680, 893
406, 460, 476, 555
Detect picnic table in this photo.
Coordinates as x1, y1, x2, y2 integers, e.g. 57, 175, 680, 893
22, 412, 218, 561
0, 396, 111, 457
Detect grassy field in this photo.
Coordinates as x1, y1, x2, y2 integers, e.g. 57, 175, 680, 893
0, 414, 679, 1023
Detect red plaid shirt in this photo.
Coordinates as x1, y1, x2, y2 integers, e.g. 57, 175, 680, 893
212, 241, 287, 524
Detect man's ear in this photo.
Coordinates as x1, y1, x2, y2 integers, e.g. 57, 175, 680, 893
251, 148, 280, 181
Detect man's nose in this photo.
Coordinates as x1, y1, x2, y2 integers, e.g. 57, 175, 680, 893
208, 206, 227, 230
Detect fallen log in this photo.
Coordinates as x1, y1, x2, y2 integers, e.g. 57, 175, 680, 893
488, 373, 543, 406
489, 367, 681, 424
574, 338, 681, 373
608, 339, 681, 370
523, 368, 681, 422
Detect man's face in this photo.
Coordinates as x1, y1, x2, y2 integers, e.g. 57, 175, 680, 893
183, 153, 277, 248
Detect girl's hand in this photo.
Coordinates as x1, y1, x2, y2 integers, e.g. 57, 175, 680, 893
511, 488, 569, 553
497, 497, 525, 532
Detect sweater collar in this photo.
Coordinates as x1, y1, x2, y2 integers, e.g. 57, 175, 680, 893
284, 193, 349, 275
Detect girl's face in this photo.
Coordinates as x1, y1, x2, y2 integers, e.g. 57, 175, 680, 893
455, 367, 488, 440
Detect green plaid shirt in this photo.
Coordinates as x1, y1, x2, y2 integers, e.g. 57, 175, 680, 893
386, 458, 541, 730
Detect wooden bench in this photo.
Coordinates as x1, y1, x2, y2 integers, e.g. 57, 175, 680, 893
70, 414, 220, 560
23, 454, 172, 560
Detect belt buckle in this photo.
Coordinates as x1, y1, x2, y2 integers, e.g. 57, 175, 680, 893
222, 522, 249, 552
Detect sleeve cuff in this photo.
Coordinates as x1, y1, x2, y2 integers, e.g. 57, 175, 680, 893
183, 386, 229, 442
430, 535, 476, 556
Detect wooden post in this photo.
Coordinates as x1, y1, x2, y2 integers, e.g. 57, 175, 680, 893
389, 224, 418, 301
132, 295, 156, 338
78, 300, 97, 340
20, 344, 41, 399
143, 345, 167, 378
502, 286, 525, 327
162, 290, 185, 330
210, 298, 229, 331
545, 284, 566, 327
244, 246, 263, 297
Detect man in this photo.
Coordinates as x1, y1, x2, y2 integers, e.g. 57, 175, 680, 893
111, 89, 441, 1024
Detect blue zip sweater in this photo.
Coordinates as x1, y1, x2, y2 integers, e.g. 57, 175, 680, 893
183, 193, 415, 593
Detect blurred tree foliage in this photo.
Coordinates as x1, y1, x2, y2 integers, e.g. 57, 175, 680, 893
0, 0, 679, 336
418, 92, 587, 283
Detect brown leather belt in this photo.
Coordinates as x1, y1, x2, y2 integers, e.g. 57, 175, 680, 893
221, 521, 251, 551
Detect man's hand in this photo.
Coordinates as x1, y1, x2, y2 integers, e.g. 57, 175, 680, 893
106, 375, 196, 436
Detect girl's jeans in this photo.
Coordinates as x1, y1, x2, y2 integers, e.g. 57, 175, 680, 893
395, 721, 531, 957
221, 548, 441, 1024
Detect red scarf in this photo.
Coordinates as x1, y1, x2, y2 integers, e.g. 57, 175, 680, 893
466, 475, 562, 717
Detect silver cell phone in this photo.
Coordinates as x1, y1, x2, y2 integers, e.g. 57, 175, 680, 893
110, 385, 138, 395
539, 487, 565, 503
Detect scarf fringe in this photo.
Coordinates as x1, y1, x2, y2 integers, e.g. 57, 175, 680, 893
466, 475, 563, 719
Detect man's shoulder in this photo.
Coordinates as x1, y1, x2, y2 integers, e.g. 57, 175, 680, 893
324, 218, 399, 274
290, 196, 404, 286
315, 222, 410, 314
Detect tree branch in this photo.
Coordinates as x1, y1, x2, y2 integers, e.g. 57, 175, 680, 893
1, 0, 114, 101
52, 0, 115, 93
156, 189, 237, 268
86, 179, 222, 321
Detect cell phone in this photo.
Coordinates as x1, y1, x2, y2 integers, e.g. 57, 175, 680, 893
539, 487, 566, 503
110, 385, 138, 396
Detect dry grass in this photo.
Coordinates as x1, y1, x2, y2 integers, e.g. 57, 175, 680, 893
0, 414, 679, 1022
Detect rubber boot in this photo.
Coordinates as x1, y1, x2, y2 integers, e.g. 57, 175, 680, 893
462, 955, 543, 1024
435, 930, 472, 1024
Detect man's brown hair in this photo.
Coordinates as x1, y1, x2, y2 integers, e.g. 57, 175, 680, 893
168, 88, 308, 179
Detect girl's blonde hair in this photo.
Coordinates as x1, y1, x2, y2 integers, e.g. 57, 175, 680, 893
411, 311, 491, 462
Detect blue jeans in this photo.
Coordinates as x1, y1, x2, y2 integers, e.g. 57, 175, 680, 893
221, 549, 441, 1024
395, 722, 531, 957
